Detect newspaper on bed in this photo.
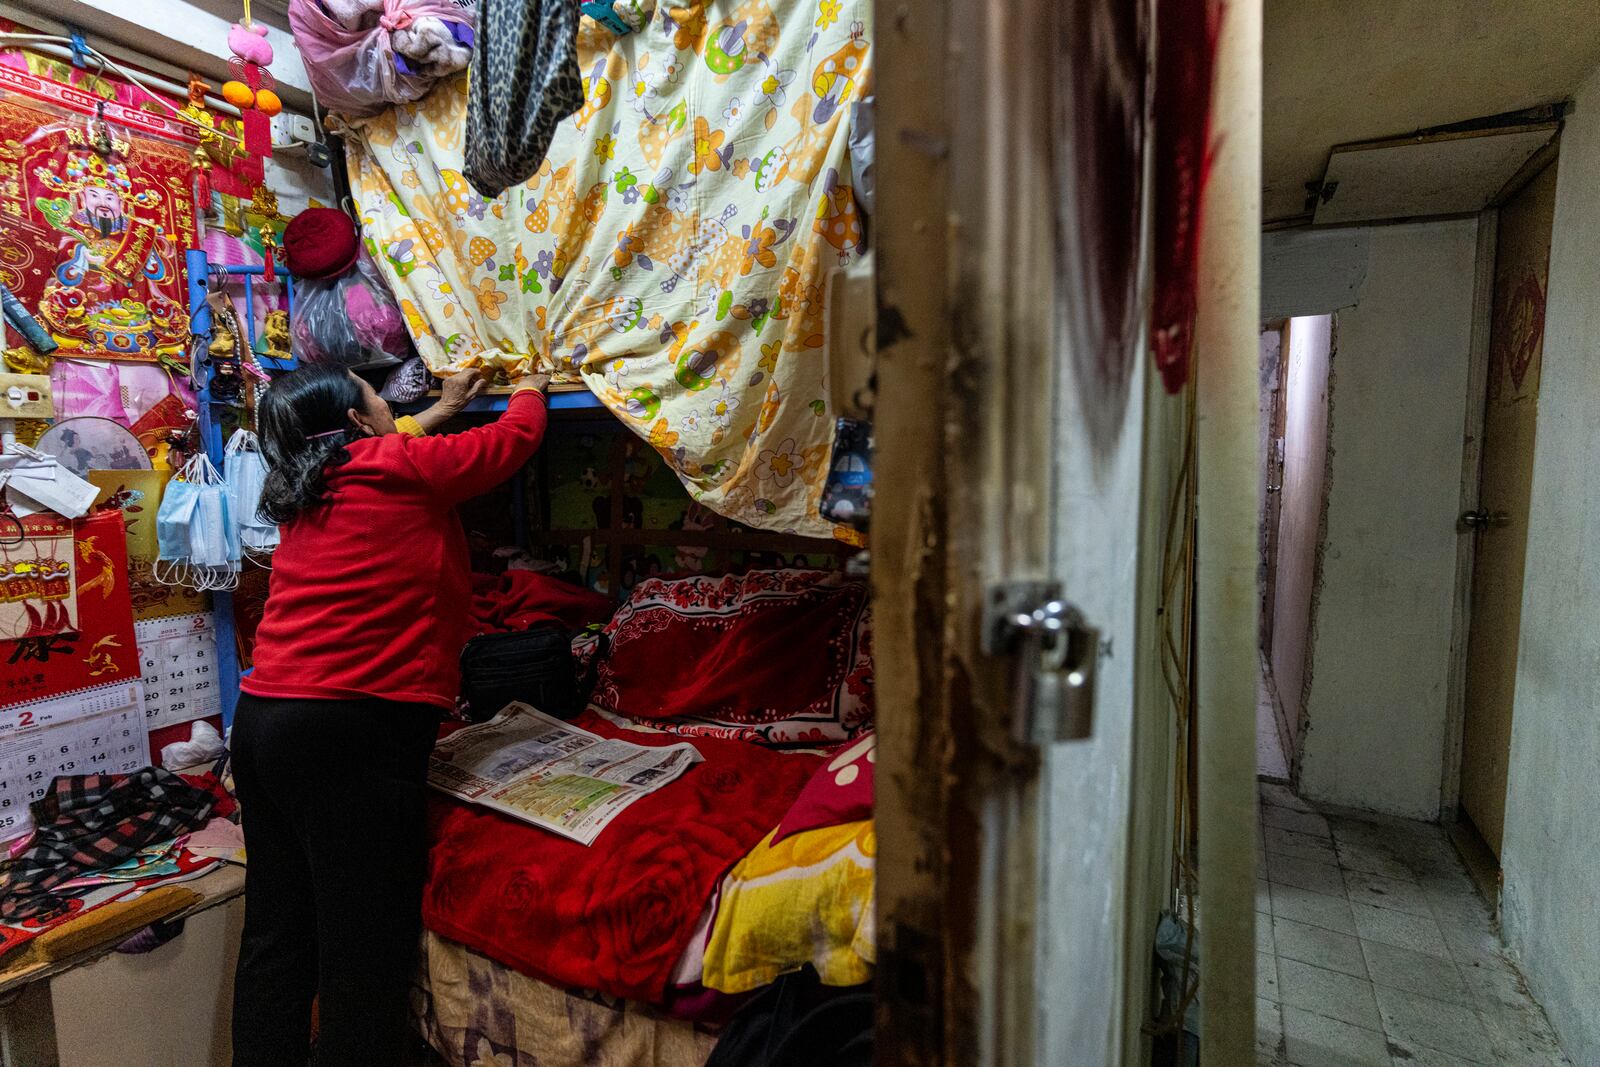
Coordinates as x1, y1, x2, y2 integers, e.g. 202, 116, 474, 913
427, 702, 703, 846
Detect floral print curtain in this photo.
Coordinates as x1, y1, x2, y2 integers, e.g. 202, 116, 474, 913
342, 0, 872, 538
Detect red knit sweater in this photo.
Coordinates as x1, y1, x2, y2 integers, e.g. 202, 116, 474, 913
242, 390, 548, 710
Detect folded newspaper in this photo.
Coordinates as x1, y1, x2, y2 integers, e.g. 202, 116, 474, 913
427, 703, 703, 846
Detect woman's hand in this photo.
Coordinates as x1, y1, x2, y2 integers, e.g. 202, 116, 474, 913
438, 370, 490, 413
411, 370, 489, 434
513, 371, 551, 394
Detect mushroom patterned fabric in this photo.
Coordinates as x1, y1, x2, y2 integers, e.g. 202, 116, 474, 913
343, 0, 872, 537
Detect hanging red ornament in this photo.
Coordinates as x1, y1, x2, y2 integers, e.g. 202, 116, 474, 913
253, 184, 281, 283
181, 76, 218, 243
191, 146, 212, 229
260, 229, 277, 283
227, 16, 276, 165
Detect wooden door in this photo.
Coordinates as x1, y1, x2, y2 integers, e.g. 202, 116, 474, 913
1459, 160, 1557, 858
872, 0, 1148, 1058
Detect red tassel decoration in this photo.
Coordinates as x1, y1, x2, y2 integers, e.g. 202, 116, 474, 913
241, 64, 272, 160
192, 147, 212, 224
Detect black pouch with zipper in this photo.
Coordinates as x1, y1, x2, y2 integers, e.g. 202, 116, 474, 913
458, 624, 579, 722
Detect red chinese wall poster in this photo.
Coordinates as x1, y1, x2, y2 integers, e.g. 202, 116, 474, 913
0, 71, 197, 363
1, 510, 139, 709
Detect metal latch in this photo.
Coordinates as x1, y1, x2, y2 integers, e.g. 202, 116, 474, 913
985, 582, 1099, 745
1460, 509, 1509, 531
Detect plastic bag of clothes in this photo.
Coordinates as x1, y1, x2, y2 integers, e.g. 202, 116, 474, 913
288, 0, 476, 118
291, 253, 409, 371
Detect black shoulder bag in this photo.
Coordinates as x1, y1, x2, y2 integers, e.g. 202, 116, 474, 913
458, 624, 580, 722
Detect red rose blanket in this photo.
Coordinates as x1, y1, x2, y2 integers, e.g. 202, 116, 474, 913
422, 712, 820, 1004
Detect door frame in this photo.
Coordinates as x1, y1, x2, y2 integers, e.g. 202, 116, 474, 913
871, 0, 1260, 1062
1438, 209, 1498, 822
1259, 318, 1290, 658
870, 0, 1096, 1055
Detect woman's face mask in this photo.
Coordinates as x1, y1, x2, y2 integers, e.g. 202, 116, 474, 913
346, 373, 397, 437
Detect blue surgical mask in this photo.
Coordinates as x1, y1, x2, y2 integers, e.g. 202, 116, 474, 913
225, 429, 278, 555
154, 453, 241, 590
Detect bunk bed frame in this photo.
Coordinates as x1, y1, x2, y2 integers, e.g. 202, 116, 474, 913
183, 251, 618, 726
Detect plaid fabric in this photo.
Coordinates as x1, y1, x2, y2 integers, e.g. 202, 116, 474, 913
0, 769, 218, 922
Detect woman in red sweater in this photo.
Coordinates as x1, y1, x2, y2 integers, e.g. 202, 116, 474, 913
232, 364, 548, 1066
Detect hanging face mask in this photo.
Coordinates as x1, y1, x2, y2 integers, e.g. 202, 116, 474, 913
154, 452, 240, 591
155, 477, 200, 563
225, 429, 278, 558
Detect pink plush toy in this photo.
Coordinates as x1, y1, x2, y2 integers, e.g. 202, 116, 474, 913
227, 22, 274, 66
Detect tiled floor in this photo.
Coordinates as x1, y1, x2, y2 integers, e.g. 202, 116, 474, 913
1254, 783, 1572, 1067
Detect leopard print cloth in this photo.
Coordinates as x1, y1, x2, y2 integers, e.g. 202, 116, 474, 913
464, 0, 585, 198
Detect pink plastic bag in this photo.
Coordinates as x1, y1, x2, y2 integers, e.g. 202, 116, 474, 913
291, 252, 410, 370
288, 0, 474, 118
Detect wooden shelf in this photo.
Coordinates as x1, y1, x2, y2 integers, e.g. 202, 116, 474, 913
0, 863, 244, 996
534, 528, 852, 554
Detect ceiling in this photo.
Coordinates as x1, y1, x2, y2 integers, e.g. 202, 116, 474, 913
1264, 0, 1600, 224
188, 0, 293, 30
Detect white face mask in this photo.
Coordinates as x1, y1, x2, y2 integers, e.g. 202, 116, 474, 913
225, 429, 279, 556
154, 452, 241, 591
189, 478, 236, 568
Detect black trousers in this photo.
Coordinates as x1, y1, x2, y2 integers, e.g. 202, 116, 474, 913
231, 693, 441, 1067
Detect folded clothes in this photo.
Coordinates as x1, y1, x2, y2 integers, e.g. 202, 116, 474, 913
469, 570, 614, 636
183, 816, 247, 866
0, 769, 220, 922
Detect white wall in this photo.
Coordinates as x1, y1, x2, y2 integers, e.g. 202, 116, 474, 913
1269, 315, 1331, 755
7, 0, 312, 108
1499, 62, 1600, 1067
1294, 220, 1478, 818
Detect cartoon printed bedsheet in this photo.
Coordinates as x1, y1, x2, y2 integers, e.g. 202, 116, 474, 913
342, 0, 872, 538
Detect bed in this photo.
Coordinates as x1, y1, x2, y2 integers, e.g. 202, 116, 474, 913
414, 568, 877, 1066
415, 931, 721, 1067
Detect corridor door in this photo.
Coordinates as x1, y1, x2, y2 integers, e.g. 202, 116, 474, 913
1460, 160, 1558, 857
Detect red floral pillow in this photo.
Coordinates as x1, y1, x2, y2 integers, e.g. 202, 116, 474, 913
576, 569, 874, 746
772, 732, 875, 842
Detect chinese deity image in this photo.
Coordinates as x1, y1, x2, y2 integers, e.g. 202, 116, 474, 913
32, 127, 186, 357
0, 103, 195, 363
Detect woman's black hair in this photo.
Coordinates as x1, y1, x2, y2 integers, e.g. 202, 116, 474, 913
257, 365, 364, 525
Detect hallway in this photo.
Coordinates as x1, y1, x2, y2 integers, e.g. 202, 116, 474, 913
1254, 783, 1570, 1066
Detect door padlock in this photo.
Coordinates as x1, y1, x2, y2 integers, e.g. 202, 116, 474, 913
987, 583, 1100, 745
